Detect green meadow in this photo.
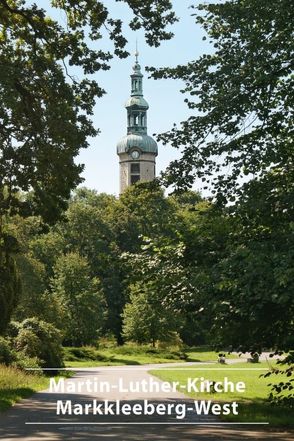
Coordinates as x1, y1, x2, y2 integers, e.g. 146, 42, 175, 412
150, 362, 293, 426
64, 344, 238, 367
64, 344, 188, 366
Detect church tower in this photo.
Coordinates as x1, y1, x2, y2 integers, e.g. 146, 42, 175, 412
117, 51, 158, 193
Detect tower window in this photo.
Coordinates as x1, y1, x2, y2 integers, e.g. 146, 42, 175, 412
130, 162, 140, 185
131, 175, 140, 185
131, 163, 140, 173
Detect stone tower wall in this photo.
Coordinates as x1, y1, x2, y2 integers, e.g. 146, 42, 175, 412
119, 153, 156, 193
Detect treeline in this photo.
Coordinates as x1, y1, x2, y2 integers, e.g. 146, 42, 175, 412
1, 180, 293, 363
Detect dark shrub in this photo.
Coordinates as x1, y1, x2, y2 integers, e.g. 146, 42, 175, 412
5, 321, 20, 338
16, 318, 64, 368
0, 337, 14, 365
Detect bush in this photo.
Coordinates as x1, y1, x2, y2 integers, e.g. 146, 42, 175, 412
15, 329, 42, 358
0, 337, 14, 365
63, 346, 105, 362
12, 353, 42, 371
5, 321, 20, 338
157, 332, 184, 349
16, 318, 64, 368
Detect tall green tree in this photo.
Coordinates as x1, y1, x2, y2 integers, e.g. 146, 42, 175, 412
210, 174, 294, 351
121, 234, 194, 344
3, 215, 63, 325
0, 0, 176, 333
50, 252, 106, 346
122, 282, 181, 347
148, 0, 294, 351
60, 189, 124, 342
150, 0, 293, 202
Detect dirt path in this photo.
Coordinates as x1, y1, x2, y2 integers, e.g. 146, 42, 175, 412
0, 363, 292, 440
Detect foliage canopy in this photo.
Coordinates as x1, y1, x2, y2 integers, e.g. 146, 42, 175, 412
0, 0, 176, 222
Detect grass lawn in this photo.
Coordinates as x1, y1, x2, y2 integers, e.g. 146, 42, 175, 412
64, 344, 188, 366
0, 365, 71, 412
185, 347, 237, 362
64, 344, 238, 367
150, 362, 293, 426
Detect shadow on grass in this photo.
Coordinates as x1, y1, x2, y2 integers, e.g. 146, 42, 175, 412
65, 357, 141, 366
108, 358, 141, 365
186, 346, 216, 353
0, 387, 35, 412
223, 398, 294, 427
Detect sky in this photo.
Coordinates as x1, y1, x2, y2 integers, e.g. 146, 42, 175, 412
45, 0, 212, 196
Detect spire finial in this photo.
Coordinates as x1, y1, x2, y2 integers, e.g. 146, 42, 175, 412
135, 39, 139, 64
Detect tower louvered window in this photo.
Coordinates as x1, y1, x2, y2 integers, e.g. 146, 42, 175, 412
130, 163, 140, 184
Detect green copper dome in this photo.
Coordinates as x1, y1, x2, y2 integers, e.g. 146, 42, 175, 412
125, 96, 149, 109
117, 134, 158, 155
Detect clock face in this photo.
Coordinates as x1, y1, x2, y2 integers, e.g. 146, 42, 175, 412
131, 150, 140, 160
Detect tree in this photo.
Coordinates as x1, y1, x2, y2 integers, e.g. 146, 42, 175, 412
172, 192, 294, 351
50, 252, 106, 345
3, 215, 63, 326
122, 283, 179, 346
209, 175, 294, 351
0, 0, 176, 222
114, 182, 178, 252
0, 0, 176, 333
149, 0, 293, 202
0, 246, 20, 334
63, 185, 181, 342
55, 189, 124, 342
122, 234, 193, 345
147, 0, 294, 352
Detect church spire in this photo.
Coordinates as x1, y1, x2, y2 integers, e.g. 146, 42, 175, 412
116, 52, 158, 193
131, 47, 144, 97
126, 50, 149, 135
